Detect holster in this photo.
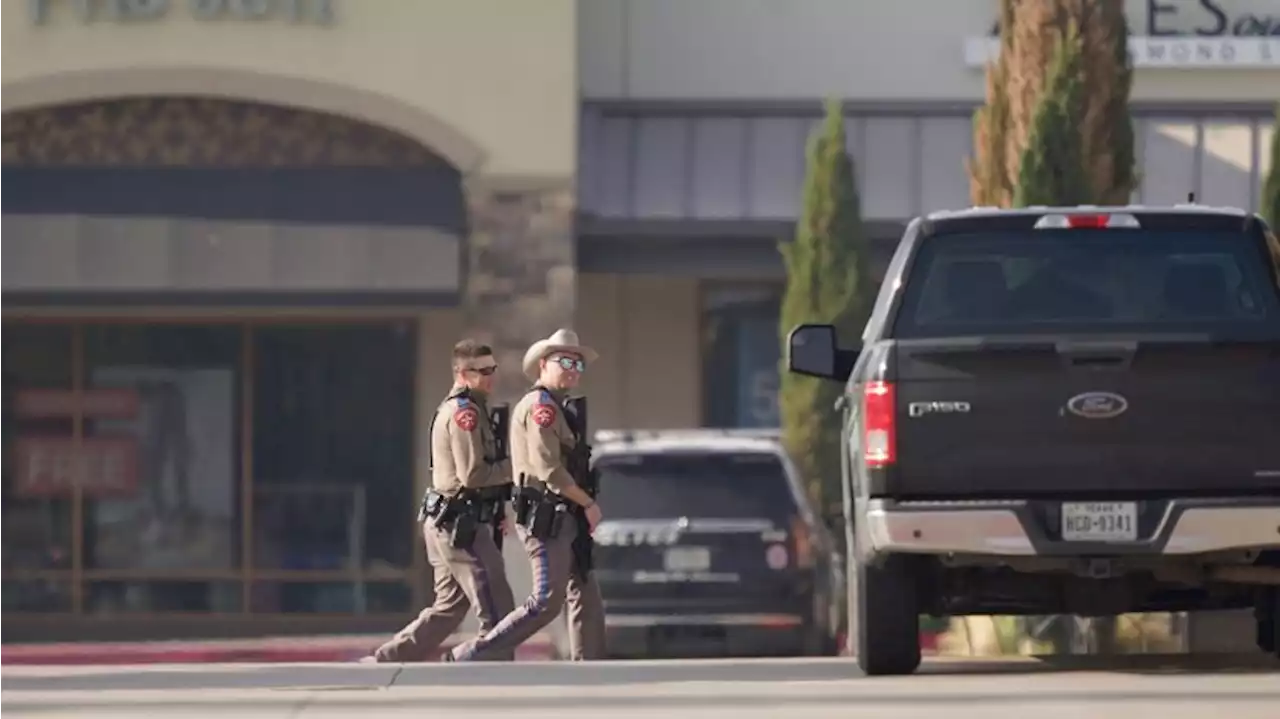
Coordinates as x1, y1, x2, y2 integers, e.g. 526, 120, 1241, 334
450, 512, 479, 550
515, 483, 567, 541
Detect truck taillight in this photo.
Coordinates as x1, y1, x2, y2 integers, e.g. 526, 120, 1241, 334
1034, 212, 1141, 229
863, 381, 896, 468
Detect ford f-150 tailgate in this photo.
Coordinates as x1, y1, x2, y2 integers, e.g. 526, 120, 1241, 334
882, 216, 1280, 500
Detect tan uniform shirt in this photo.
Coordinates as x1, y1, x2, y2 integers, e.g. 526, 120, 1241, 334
511, 387, 576, 495
431, 385, 507, 495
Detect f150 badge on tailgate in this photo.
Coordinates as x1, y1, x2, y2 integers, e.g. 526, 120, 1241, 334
1065, 391, 1129, 420
907, 401, 971, 418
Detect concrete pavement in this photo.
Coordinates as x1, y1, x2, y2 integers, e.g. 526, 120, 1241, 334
4, 654, 1277, 719
1, 632, 553, 665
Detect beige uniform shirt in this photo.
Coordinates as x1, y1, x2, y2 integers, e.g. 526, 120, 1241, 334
511, 387, 577, 494
430, 385, 508, 495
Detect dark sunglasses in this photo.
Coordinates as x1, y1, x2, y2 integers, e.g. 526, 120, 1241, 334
551, 356, 586, 372
466, 366, 498, 376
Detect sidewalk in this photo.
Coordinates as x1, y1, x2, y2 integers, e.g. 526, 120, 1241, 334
0, 633, 554, 666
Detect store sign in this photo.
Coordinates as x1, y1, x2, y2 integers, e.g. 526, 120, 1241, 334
964, 0, 1280, 69
28, 0, 335, 25
13, 436, 140, 498
1145, 0, 1280, 37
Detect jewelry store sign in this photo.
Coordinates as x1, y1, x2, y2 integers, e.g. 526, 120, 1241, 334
964, 36, 1279, 68
964, 0, 1280, 69
28, 0, 335, 25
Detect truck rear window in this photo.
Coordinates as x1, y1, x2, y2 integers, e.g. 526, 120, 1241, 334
595, 452, 801, 523
893, 229, 1280, 338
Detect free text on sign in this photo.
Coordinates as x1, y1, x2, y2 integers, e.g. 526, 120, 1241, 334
14, 436, 141, 498
29, 0, 335, 25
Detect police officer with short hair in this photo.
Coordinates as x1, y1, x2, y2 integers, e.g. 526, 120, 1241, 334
365, 339, 516, 663
447, 329, 606, 662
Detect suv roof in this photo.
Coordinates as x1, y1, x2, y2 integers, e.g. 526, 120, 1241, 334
593, 428, 784, 457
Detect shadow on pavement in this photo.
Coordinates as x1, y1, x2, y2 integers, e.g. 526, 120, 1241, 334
3, 653, 1276, 694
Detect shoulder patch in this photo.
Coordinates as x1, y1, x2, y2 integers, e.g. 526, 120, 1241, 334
453, 405, 479, 432
531, 402, 557, 428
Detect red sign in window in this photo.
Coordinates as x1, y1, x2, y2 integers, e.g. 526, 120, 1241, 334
12, 389, 140, 419
13, 436, 140, 498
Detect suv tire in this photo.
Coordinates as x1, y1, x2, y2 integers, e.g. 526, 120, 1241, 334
854, 553, 922, 676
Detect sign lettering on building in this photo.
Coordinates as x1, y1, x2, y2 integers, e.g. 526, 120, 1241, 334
29, 0, 335, 25
964, 0, 1280, 69
1145, 0, 1280, 37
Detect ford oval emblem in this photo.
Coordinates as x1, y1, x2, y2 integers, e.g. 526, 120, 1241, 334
1066, 391, 1129, 419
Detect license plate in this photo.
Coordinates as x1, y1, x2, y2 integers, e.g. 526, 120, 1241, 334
663, 546, 711, 572
1061, 502, 1138, 542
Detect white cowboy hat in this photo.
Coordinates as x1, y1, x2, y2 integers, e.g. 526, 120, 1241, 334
522, 328, 599, 380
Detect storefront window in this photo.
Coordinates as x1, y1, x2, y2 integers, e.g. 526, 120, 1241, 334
2, 323, 75, 611
702, 285, 783, 428
81, 324, 243, 613
250, 323, 415, 614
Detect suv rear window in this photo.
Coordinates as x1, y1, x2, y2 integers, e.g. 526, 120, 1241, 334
595, 451, 801, 523
893, 229, 1280, 338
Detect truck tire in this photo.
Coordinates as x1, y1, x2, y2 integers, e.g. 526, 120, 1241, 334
854, 554, 922, 676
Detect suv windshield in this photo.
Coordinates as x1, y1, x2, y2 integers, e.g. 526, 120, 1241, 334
595, 451, 800, 523
893, 229, 1280, 338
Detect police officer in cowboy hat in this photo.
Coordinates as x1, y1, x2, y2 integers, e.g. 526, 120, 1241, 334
364, 339, 516, 663
446, 329, 606, 662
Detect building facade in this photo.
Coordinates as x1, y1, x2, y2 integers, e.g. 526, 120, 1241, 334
3, 0, 1276, 636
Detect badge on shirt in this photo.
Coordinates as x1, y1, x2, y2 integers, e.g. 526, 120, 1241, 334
454, 406, 479, 432
532, 403, 557, 428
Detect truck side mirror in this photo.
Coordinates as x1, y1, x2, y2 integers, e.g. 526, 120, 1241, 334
787, 324, 859, 382
788, 324, 838, 378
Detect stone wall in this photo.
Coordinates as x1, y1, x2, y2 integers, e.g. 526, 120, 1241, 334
463, 180, 578, 401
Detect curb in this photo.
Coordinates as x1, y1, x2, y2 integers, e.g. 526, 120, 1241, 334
1, 636, 553, 666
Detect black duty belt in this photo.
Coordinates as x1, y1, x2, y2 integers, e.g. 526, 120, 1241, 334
419, 485, 512, 526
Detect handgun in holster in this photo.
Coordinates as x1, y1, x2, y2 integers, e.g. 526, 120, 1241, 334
513, 482, 539, 526
418, 490, 447, 523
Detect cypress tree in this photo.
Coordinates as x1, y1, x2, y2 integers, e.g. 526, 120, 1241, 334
1264, 107, 1280, 229
1076, 0, 1138, 204
778, 99, 870, 510
968, 0, 1016, 207
970, 0, 1137, 207
1013, 24, 1089, 208
1264, 108, 1280, 286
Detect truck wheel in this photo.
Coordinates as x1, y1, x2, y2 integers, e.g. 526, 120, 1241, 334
854, 554, 922, 676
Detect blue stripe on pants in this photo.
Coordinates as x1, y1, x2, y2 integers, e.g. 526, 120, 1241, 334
454, 538, 550, 661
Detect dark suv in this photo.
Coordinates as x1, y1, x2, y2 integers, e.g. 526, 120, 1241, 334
789, 206, 1280, 675
587, 429, 844, 659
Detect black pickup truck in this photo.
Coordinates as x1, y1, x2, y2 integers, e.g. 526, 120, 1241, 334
787, 206, 1280, 676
